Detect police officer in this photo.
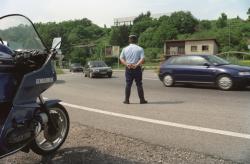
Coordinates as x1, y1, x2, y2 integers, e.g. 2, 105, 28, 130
120, 34, 147, 104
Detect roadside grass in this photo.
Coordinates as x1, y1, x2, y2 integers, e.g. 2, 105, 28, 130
239, 60, 250, 67
223, 56, 250, 67
56, 68, 64, 74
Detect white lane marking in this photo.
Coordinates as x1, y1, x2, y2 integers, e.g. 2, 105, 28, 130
144, 78, 159, 81
59, 101, 250, 140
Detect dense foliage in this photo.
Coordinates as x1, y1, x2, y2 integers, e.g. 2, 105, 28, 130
35, 18, 106, 64
34, 9, 250, 65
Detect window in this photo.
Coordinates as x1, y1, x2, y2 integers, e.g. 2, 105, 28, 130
205, 55, 230, 65
178, 47, 185, 54
169, 56, 190, 65
91, 61, 108, 67
169, 56, 208, 66
169, 47, 178, 55
191, 46, 197, 52
202, 45, 209, 51
188, 56, 208, 66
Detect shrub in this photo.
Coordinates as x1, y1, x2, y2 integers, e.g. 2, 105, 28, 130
104, 57, 119, 67
144, 48, 162, 62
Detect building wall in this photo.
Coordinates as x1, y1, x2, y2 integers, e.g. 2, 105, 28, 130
213, 41, 219, 55
164, 41, 185, 56
185, 40, 217, 55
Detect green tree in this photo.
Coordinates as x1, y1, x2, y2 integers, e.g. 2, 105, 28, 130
199, 20, 212, 30
133, 11, 151, 24
109, 25, 129, 47
158, 15, 171, 24
36, 18, 105, 61
169, 11, 198, 34
241, 23, 250, 37
144, 48, 161, 60
138, 27, 157, 47
131, 11, 158, 36
69, 47, 91, 64
247, 8, 250, 20
153, 24, 178, 47
131, 19, 155, 36
216, 13, 227, 28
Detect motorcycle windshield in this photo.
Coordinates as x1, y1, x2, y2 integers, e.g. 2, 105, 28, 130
0, 14, 46, 51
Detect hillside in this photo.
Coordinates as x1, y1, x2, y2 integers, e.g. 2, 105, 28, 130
35, 10, 250, 65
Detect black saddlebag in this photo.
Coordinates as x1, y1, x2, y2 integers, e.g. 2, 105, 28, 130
0, 58, 16, 102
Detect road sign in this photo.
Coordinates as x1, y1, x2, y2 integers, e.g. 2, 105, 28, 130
112, 46, 120, 57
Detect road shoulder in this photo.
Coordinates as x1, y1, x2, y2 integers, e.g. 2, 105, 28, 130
3, 123, 236, 164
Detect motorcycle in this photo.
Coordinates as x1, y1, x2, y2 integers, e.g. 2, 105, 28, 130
0, 14, 69, 158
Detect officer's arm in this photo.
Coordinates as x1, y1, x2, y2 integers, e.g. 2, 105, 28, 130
120, 49, 129, 66
135, 49, 145, 67
120, 49, 127, 66
120, 58, 127, 66
135, 58, 145, 67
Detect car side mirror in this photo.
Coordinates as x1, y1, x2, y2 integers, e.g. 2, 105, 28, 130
204, 63, 210, 67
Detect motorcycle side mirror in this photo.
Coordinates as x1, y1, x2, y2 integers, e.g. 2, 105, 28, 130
52, 37, 62, 50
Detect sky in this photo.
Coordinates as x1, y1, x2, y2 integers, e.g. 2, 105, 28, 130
1, 0, 249, 27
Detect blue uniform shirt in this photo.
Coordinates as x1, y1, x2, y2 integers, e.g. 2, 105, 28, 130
120, 44, 144, 65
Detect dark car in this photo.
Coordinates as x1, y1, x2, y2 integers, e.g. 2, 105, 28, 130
158, 55, 250, 90
84, 61, 112, 78
69, 63, 83, 72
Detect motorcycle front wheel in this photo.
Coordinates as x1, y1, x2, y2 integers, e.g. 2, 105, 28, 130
30, 103, 70, 155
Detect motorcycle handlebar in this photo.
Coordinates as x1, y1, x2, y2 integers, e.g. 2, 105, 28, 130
14, 50, 46, 62
13, 48, 58, 72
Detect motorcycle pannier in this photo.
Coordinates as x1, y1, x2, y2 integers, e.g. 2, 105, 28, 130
0, 58, 16, 102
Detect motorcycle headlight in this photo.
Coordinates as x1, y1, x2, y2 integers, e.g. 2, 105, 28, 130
238, 72, 250, 76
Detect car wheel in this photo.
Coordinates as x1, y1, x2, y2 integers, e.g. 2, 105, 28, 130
216, 75, 233, 90
163, 74, 174, 87
108, 74, 112, 78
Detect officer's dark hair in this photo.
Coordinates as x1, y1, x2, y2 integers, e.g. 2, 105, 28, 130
129, 35, 137, 44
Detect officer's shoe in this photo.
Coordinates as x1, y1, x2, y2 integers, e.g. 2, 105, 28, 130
123, 100, 130, 104
140, 100, 148, 104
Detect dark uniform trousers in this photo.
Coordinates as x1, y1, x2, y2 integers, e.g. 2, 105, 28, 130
125, 66, 145, 101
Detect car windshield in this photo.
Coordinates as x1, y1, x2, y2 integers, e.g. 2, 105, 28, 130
0, 15, 46, 51
91, 61, 108, 67
204, 55, 230, 66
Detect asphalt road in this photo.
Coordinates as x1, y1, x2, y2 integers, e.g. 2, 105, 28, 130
43, 70, 250, 163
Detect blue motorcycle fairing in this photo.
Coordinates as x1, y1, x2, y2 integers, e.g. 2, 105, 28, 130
13, 60, 56, 106
0, 44, 13, 58
0, 105, 36, 158
0, 99, 61, 158
0, 44, 16, 103
0, 73, 16, 102
0, 59, 57, 158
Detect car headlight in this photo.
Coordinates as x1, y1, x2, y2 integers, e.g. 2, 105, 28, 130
238, 72, 250, 76
93, 69, 99, 72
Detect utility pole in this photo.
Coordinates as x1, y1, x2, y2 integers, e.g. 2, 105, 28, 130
228, 20, 231, 50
